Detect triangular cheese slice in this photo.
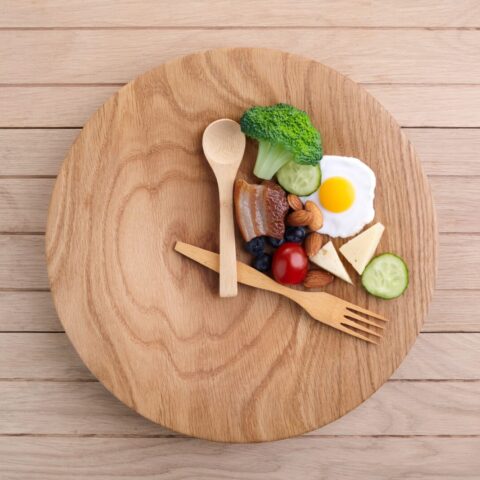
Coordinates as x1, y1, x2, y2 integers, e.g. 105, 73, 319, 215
309, 241, 352, 284
339, 223, 385, 275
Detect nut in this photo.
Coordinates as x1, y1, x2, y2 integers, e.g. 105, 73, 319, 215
287, 194, 303, 211
305, 201, 323, 231
304, 269, 334, 289
286, 209, 313, 227
304, 232, 325, 257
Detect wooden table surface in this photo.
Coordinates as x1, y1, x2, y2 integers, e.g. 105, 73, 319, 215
0, 1, 479, 478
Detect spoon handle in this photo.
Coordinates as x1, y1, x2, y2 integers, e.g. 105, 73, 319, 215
218, 179, 238, 297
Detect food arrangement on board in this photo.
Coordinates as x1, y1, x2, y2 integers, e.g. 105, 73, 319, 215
233, 103, 408, 299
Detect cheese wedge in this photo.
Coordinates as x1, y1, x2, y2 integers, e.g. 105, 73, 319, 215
339, 222, 385, 275
309, 241, 352, 284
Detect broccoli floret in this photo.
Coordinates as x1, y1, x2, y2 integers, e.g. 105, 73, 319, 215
240, 103, 322, 180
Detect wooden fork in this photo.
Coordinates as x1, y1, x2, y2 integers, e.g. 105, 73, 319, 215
175, 241, 388, 344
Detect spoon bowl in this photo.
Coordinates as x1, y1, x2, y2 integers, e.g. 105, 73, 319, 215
203, 119, 246, 168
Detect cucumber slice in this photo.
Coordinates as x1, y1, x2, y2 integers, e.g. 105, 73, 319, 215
276, 161, 321, 196
361, 253, 409, 299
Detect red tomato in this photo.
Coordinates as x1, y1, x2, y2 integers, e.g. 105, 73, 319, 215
272, 242, 308, 285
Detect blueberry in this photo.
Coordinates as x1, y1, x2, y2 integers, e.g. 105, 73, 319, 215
285, 226, 306, 243
252, 253, 272, 273
244, 237, 265, 257
267, 236, 285, 248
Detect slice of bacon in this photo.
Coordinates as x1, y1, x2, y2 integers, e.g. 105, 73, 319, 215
234, 179, 289, 242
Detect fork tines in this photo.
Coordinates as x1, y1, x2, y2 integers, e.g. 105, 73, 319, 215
341, 306, 389, 344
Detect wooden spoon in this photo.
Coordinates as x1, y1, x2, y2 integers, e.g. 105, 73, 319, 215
202, 119, 246, 297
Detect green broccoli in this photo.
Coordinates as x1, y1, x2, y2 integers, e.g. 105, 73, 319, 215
240, 103, 323, 180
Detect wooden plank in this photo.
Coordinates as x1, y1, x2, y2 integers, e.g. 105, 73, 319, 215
0, 179, 54, 232
1, 176, 478, 232
2, 29, 480, 84
0, 234, 477, 289
1, 333, 477, 381
2, 86, 478, 128
0, 381, 168, 436
1, 437, 479, 480
2, 0, 480, 27
0, 235, 48, 289
405, 128, 480, 176
0, 334, 93, 380
391, 333, 480, 379
437, 234, 480, 289
430, 177, 480, 233
320, 381, 480, 436
0, 381, 478, 435
2, 128, 480, 177
425, 290, 480, 332
0, 129, 78, 176
0, 292, 59, 331
1, 289, 479, 333
0, 86, 117, 128
366, 85, 480, 128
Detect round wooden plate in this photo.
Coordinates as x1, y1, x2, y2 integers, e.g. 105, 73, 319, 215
46, 48, 437, 443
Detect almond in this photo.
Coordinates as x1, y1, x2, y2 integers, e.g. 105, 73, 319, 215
304, 232, 325, 257
287, 194, 303, 211
304, 269, 334, 289
286, 209, 313, 227
305, 200, 323, 231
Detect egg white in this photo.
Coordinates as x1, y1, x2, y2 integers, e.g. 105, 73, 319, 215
303, 155, 376, 238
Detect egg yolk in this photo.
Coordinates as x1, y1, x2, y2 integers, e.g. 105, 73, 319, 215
319, 177, 355, 213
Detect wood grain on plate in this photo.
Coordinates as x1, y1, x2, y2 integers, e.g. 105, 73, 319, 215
45, 48, 436, 442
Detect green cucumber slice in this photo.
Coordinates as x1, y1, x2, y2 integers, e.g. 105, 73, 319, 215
276, 161, 321, 196
361, 253, 409, 299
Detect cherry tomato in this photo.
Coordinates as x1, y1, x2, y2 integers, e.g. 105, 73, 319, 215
272, 242, 308, 285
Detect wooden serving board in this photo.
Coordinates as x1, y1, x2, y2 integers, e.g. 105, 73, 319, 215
46, 48, 437, 442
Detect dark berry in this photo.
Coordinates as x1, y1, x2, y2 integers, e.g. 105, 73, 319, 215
244, 237, 265, 257
252, 253, 272, 273
285, 226, 306, 243
267, 236, 285, 248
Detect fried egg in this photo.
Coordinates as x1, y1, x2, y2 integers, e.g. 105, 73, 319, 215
303, 155, 376, 238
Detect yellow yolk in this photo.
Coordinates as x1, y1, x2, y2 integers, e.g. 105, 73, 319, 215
319, 177, 355, 213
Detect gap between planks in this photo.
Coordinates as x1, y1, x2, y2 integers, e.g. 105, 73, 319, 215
0, 433, 478, 438
0, 379, 478, 383
1, 26, 480, 31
